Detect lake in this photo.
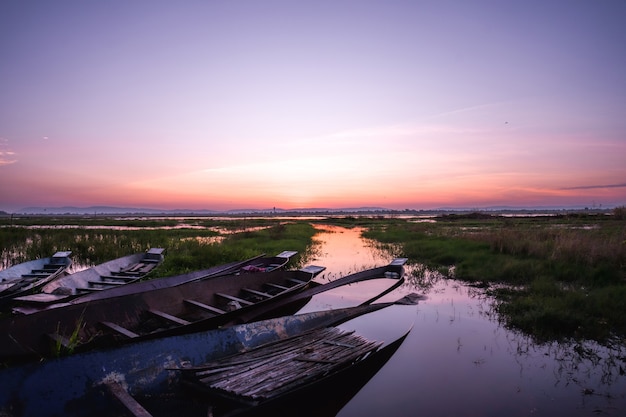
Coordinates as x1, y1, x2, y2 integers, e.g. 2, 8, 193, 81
303, 225, 626, 417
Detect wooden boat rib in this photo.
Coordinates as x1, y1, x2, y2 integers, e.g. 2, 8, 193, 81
11, 250, 297, 313
11, 248, 165, 308
0, 251, 72, 307
0, 296, 418, 417
0, 263, 325, 363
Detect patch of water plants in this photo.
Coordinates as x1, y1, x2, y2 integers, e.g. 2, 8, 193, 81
363, 210, 626, 344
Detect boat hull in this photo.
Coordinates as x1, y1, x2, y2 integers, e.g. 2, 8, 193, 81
0, 302, 409, 417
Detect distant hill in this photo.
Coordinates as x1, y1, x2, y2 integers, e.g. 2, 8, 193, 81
15, 206, 392, 215
12, 204, 618, 216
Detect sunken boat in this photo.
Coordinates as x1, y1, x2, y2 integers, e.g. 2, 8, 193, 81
0, 296, 418, 417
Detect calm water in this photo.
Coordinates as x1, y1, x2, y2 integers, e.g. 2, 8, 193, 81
303, 225, 626, 417
2, 224, 624, 416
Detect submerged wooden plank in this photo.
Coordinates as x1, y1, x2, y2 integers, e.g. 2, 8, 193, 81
104, 381, 153, 417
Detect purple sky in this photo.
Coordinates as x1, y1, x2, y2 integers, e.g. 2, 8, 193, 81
1, 1, 625, 212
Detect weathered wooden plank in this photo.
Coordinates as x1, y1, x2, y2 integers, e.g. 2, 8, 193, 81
104, 381, 153, 417
215, 293, 254, 306
98, 275, 137, 282
188, 327, 383, 402
264, 282, 289, 291
183, 299, 225, 315
147, 309, 190, 326
88, 280, 125, 287
100, 321, 140, 338
241, 288, 273, 299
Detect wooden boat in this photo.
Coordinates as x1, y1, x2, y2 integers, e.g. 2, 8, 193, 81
0, 263, 325, 363
175, 325, 411, 417
11, 250, 297, 313
11, 248, 165, 308
0, 258, 406, 365
0, 295, 418, 417
225, 257, 409, 324
0, 251, 72, 306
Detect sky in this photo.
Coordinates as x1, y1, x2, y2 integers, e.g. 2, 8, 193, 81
1, 1, 625, 212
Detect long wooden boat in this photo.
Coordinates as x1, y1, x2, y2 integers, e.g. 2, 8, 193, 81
12, 250, 297, 313
0, 258, 407, 365
0, 263, 325, 363
227, 257, 409, 324
0, 296, 418, 417
0, 251, 72, 307
11, 248, 165, 309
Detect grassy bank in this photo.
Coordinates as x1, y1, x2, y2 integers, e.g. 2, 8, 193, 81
364, 211, 626, 343
0, 221, 318, 278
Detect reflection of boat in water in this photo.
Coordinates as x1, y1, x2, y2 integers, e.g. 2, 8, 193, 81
0, 296, 418, 417
0, 251, 72, 308
12, 248, 165, 309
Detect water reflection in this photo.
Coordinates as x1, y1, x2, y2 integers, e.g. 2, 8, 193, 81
304, 225, 626, 417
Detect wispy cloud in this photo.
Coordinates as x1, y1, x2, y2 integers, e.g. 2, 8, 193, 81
562, 183, 626, 190
0, 138, 17, 166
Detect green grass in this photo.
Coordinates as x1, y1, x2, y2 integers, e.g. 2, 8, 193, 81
0, 222, 318, 278
364, 211, 626, 343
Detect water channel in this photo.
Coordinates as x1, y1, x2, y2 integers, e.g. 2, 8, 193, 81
303, 225, 626, 417
1, 223, 625, 416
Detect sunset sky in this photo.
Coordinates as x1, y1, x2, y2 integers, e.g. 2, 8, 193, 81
1, 1, 625, 212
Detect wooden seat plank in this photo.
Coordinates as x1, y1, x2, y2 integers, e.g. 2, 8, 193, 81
264, 282, 289, 291
147, 309, 190, 326
242, 288, 273, 299
100, 321, 139, 338
184, 299, 226, 315
88, 280, 125, 287
215, 293, 254, 306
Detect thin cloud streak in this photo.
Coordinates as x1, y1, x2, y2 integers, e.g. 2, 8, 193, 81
562, 183, 626, 190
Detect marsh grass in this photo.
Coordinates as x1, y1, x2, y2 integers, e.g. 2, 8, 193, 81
364, 213, 626, 343
0, 222, 318, 278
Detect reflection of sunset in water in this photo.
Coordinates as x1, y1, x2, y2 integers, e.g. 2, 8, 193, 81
309, 225, 391, 282
299, 224, 626, 417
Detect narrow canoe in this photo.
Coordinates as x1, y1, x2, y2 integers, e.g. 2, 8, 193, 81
12, 250, 297, 313
0, 263, 325, 363
12, 248, 165, 308
0, 251, 72, 307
